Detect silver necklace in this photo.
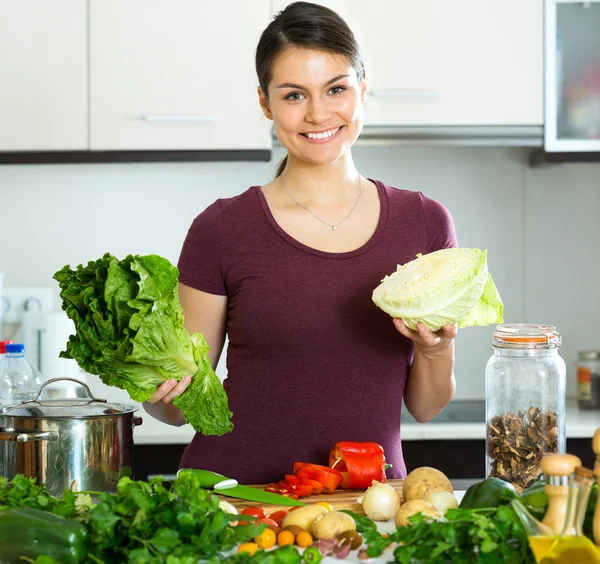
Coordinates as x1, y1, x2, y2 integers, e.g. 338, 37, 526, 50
280, 175, 363, 231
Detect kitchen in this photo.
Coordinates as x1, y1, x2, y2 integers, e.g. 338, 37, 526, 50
0, 0, 600, 562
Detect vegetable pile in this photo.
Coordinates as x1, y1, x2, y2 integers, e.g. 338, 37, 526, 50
53, 253, 233, 436
0, 473, 295, 564
372, 248, 504, 332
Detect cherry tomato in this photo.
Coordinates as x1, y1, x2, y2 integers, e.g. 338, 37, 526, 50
238, 543, 259, 556
241, 507, 267, 520
296, 531, 313, 548
238, 506, 266, 524
269, 510, 289, 528
256, 518, 281, 536
255, 528, 277, 549
277, 529, 295, 546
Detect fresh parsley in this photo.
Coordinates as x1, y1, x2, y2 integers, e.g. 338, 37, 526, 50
362, 506, 534, 564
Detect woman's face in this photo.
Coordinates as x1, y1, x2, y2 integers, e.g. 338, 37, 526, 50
259, 47, 366, 167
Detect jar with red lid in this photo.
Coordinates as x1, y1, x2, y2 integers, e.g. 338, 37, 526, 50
485, 324, 566, 493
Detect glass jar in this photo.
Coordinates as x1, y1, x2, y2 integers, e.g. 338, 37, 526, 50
576, 351, 600, 410
485, 324, 566, 493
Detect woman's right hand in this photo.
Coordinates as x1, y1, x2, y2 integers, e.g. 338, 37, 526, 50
147, 376, 192, 406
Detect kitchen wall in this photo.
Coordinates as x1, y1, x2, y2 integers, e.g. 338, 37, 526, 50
0, 146, 598, 400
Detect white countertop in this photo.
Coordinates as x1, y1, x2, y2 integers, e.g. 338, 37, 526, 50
82, 375, 599, 445
127, 398, 600, 446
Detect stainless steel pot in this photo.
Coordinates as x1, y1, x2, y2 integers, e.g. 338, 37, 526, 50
0, 377, 142, 497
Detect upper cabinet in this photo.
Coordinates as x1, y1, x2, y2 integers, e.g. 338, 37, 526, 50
0, 0, 87, 151
89, 0, 272, 151
545, 0, 600, 152
273, 0, 544, 126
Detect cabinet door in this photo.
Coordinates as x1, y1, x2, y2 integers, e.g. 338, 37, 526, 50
273, 0, 543, 126
545, 0, 600, 152
0, 0, 87, 151
90, 0, 272, 151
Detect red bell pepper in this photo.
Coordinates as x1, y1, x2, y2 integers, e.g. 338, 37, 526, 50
328, 441, 387, 490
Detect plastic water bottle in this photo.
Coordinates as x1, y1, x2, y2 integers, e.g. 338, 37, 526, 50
0, 343, 43, 406
0, 341, 12, 360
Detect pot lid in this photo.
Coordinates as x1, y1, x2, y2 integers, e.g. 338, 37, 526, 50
1, 398, 136, 418
0, 377, 137, 418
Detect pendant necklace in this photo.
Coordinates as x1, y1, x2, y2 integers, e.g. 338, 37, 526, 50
280, 175, 363, 232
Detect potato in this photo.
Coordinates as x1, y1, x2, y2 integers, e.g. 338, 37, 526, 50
312, 511, 356, 540
282, 504, 328, 533
420, 488, 458, 514
402, 467, 453, 502
395, 499, 441, 527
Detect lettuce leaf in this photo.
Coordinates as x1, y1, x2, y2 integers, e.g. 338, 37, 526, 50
372, 248, 503, 332
53, 253, 233, 436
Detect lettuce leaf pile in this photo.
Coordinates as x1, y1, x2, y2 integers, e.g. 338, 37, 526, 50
53, 253, 233, 436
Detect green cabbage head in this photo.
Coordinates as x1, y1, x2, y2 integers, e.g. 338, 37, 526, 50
372, 248, 504, 332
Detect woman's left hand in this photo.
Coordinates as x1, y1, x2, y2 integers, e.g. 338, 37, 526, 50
393, 318, 457, 356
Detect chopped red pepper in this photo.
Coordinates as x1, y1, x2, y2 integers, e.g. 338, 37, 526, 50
328, 441, 387, 490
293, 463, 343, 493
298, 477, 324, 495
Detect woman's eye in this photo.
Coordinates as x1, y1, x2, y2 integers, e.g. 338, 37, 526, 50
285, 92, 305, 101
329, 86, 346, 95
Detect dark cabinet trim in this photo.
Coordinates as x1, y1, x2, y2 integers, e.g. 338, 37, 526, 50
0, 150, 271, 165
133, 439, 595, 482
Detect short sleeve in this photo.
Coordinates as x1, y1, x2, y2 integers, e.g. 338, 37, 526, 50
177, 200, 227, 296
419, 193, 459, 252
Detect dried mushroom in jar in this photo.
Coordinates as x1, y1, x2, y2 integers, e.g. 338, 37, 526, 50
487, 406, 558, 493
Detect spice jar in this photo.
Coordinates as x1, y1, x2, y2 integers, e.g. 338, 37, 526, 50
576, 351, 600, 410
485, 324, 566, 493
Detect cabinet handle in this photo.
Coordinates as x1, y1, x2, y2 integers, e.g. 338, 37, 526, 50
368, 89, 439, 98
142, 115, 216, 123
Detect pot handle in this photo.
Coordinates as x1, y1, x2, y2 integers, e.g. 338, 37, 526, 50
133, 416, 143, 427
24, 377, 108, 405
0, 428, 59, 442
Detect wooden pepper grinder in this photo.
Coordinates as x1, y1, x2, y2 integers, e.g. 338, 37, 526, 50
541, 453, 582, 534
593, 427, 600, 547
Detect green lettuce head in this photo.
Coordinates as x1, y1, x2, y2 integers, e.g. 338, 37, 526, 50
372, 248, 504, 332
53, 253, 233, 436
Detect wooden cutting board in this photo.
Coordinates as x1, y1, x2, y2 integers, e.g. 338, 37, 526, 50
220, 479, 404, 515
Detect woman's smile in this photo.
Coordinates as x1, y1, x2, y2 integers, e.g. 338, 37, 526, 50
300, 125, 344, 142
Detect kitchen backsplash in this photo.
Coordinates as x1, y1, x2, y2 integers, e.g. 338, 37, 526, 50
0, 146, 598, 400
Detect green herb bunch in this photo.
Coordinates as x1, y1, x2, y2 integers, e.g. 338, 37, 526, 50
0, 472, 304, 564
83, 471, 264, 563
0, 474, 86, 518
362, 506, 534, 564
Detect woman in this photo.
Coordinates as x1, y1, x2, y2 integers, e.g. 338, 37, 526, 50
144, 1, 458, 485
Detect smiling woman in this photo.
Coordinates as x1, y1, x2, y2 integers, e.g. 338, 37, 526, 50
142, 1, 460, 485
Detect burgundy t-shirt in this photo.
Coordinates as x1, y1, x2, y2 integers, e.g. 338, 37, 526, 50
177, 180, 457, 484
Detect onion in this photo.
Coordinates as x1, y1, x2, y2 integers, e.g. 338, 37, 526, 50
361, 481, 401, 521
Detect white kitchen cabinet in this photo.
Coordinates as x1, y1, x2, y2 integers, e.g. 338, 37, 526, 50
89, 0, 272, 151
0, 0, 87, 151
272, 0, 543, 126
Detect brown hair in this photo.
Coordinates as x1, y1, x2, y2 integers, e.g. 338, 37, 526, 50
255, 1, 365, 177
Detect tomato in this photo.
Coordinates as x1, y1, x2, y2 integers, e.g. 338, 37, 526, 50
256, 518, 281, 536
241, 506, 267, 519
238, 506, 267, 524
238, 543, 258, 556
269, 510, 289, 528
255, 528, 277, 549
